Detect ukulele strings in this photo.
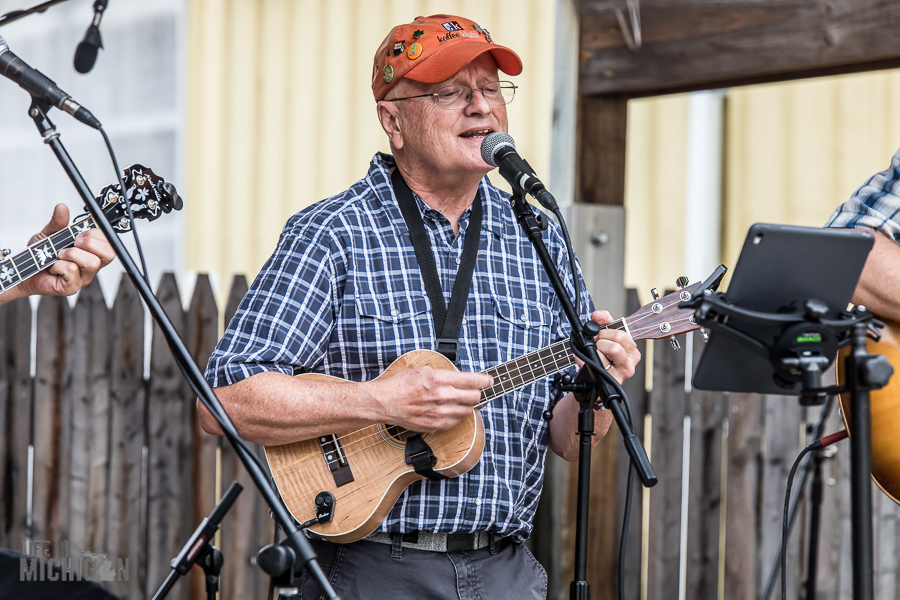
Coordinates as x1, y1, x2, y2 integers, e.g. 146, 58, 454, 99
320, 304, 695, 468
320, 349, 571, 467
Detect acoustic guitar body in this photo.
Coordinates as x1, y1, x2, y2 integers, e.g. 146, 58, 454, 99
837, 317, 900, 504
264, 350, 485, 543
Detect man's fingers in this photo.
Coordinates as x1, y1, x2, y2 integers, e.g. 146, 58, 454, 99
29, 204, 70, 244
445, 370, 493, 391
591, 309, 613, 326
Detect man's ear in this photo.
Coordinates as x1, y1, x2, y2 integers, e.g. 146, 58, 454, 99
376, 101, 404, 150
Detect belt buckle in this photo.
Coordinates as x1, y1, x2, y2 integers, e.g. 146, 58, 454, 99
446, 533, 474, 552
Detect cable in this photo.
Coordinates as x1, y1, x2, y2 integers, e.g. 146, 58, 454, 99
782, 444, 811, 600
781, 428, 848, 600
553, 207, 582, 319
99, 126, 151, 286
619, 463, 635, 600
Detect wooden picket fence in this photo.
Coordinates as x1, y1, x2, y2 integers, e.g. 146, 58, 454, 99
0, 279, 897, 599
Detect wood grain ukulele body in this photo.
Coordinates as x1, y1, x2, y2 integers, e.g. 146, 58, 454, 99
266, 351, 484, 543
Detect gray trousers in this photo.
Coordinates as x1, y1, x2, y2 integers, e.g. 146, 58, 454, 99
298, 536, 548, 599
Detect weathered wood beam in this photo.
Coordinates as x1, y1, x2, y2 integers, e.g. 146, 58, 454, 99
577, 95, 628, 205
580, 0, 900, 97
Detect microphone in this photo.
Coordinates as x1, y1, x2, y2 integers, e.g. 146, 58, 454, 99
0, 35, 101, 129
481, 132, 558, 211
74, 0, 107, 74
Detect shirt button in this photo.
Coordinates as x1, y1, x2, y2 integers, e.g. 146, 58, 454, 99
475, 498, 482, 505
520, 314, 528, 322
462, 317, 467, 324
455, 256, 461, 265
390, 309, 399, 317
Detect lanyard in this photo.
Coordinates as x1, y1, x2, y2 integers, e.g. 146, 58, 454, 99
391, 168, 483, 365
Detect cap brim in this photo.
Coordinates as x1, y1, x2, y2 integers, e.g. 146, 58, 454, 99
403, 42, 523, 84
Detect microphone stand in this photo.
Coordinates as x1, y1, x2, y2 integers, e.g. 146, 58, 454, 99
0, 0, 72, 28
24, 98, 340, 600
507, 191, 657, 600
152, 481, 242, 600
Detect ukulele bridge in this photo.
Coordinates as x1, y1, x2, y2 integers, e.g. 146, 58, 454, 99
319, 434, 354, 486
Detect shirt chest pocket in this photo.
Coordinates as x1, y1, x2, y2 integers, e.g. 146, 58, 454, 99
490, 295, 554, 361
350, 291, 433, 363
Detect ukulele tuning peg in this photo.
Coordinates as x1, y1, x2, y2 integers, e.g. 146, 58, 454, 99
700, 328, 710, 344
0, 249, 9, 259
650, 288, 660, 301
669, 337, 681, 351
676, 276, 689, 288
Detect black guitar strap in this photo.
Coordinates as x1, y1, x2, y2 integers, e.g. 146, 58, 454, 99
391, 167, 483, 366
391, 168, 483, 482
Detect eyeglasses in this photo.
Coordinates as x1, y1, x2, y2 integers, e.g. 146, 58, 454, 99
388, 81, 517, 109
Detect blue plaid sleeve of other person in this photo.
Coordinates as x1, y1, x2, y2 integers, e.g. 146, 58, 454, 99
205, 153, 594, 542
825, 146, 900, 242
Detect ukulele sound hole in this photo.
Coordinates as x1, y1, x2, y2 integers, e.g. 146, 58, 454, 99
378, 424, 434, 449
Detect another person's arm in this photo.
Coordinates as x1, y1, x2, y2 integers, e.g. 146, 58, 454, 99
826, 147, 900, 320
0, 204, 115, 307
847, 231, 900, 322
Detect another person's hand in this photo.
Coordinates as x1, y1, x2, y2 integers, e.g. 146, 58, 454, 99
0, 204, 115, 307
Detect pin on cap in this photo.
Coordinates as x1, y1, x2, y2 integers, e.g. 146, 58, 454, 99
371, 14, 522, 102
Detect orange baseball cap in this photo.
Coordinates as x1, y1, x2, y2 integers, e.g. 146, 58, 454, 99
371, 14, 523, 102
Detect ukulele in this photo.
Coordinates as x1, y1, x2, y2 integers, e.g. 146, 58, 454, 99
265, 267, 726, 543
0, 164, 181, 294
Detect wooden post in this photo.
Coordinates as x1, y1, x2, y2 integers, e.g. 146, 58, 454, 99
685, 332, 727, 600
0, 298, 32, 552
145, 274, 192, 600
107, 274, 147, 599
218, 275, 275, 600
646, 328, 688, 600
31, 296, 69, 546
185, 274, 220, 600
577, 95, 628, 206
723, 392, 763, 599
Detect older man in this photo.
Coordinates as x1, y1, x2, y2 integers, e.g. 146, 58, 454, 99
201, 14, 639, 599
0, 204, 114, 307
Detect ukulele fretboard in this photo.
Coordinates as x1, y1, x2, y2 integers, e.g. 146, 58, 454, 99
476, 317, 629, 407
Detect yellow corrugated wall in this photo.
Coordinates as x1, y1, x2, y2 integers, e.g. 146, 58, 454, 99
625, 69, 900, 297
185, 0, 556, 291
186, 2, 900, 298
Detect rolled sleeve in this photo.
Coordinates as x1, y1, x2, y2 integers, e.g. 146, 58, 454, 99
204, 221, 338, 388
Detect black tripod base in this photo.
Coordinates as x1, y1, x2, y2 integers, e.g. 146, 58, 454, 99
570, 580, 590, 600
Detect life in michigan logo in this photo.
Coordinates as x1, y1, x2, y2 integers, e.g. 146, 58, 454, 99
19, 540, 129, 582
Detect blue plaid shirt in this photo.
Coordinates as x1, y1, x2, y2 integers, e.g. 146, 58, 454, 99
206, 153, 592, 541
825, 146, 900, 241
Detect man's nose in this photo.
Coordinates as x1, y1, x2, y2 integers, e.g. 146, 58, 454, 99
465, 87, 492, 114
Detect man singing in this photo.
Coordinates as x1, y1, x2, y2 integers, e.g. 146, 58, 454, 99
201, 14, 640, 598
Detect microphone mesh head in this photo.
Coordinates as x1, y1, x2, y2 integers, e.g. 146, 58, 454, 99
481, 132, 515, 167
0, 36, 8, 55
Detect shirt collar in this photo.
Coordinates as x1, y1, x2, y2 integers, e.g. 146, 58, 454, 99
369, 153, 505, 239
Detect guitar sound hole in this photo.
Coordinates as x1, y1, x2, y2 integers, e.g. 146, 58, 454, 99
378, 424, 433, 449
384, 424, 417, 442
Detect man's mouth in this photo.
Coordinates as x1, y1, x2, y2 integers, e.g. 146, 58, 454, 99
459, 128, 493, 139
